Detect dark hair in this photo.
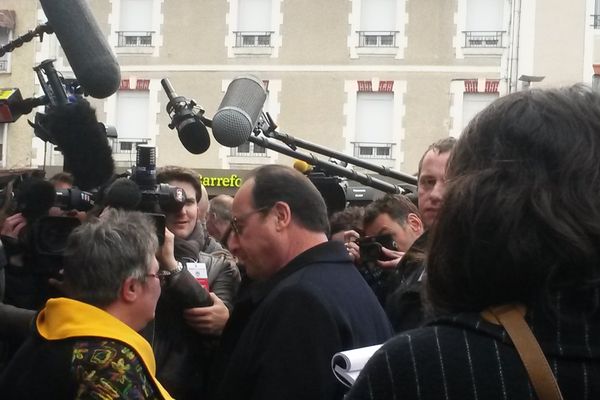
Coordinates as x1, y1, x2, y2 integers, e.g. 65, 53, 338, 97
63, 209, 158, 307
426, 85, 600, 313
417, 137, 457, 177
329, 206, 365, 236
156, 166, 202, 202
363, 194, 420, 230
248, 165, 330, 234
49, 172, 74, 186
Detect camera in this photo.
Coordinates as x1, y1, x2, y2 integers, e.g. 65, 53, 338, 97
357, 234, 398, 263
129, 145, 186, 245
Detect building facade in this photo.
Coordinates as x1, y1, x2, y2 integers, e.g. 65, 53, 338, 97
0, 0, 596, 194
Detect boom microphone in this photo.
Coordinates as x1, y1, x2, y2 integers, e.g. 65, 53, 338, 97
39, 0, 121, 98
161, 78, 211, 154
212, 75, 267, 147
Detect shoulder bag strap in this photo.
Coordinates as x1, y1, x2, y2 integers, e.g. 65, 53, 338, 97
481, 304, 563, 400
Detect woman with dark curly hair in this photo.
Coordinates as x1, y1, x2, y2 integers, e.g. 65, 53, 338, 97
347, 85, 600, 399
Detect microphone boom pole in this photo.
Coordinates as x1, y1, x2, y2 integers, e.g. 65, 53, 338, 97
262, 123, 416, 186
247, 134, 402, 194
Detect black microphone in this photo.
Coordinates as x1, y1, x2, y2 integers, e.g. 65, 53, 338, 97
104, 178, 142, 210
161, 78, 211, 154
39, 0, 121, 99
43, 100, 115, 191
212, 75, 267, 147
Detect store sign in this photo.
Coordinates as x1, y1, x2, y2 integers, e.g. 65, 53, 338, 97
201, 174, 242, 188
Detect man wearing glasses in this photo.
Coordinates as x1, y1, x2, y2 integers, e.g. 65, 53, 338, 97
0, 209, 173, 399
213, 165, 393, 400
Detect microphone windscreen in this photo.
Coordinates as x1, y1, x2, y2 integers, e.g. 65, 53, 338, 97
44, 100, 115, 191
39, 0, 121, 99
178, 118, 211, 154
17, 178, 56, 222
104, 178, 142, 210
212, 75, 267, 147
293, 160, 313, 174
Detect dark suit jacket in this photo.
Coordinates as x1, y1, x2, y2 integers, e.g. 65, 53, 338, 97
212, 240, 393, 400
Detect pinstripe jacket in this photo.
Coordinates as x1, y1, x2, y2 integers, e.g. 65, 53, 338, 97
346, 295, 600, 400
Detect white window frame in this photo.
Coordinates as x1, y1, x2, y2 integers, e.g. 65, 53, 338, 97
454, 0, 509, 58
343, 80, 407, 170
110, 0, 163, 56
0, 26, 13, 74
349, 0, 407, 59
226, 0, 283, 58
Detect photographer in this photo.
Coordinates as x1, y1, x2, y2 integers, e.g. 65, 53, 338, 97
0, 210, 36, 372
339, 196, 423, 307
149, 166, 240, 400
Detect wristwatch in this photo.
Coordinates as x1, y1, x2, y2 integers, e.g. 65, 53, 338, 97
161, 261, 185, 279
172, 261, 185, 273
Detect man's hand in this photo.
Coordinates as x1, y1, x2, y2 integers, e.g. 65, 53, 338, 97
156, 227, 178, 271
377, 246, 405, 269
183, 293, 230, 336
343, 230, 361, 263
1, 213, 27, 240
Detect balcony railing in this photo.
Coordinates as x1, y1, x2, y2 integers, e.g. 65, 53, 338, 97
233, 31, 274, 47
0, 59, 7, 72
116, 31, 154, 47
592, 15, 600, 29
230, 142, 268, 157
110, 138, 150, 155
352, 142, 394, 160
463, 31, 505, 48
357, 31, 399, 47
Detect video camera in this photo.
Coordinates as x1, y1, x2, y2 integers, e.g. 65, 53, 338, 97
122, 144, 186, 244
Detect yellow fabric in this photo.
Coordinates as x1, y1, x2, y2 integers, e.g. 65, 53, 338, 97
37, 297, 173, 400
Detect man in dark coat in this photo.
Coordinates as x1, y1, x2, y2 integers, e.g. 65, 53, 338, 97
211, 165, 393, 400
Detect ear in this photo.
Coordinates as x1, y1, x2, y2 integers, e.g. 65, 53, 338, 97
272, 201, 292, 231
120, 276, 140, 304
406, 213, 424, 234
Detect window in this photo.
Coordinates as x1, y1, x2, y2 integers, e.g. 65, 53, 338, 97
115, 90, 150, 145
358, 0, 398, 48
231, 142, 267, 157
462, 93, 498, 129
593, 0, 600, 29
354, 92, 395, 159
117, 0, 154, 47
463, 0, 504, 48
120, 141, 133, 152
0, 26, 11, 72
235, 0, 273, 47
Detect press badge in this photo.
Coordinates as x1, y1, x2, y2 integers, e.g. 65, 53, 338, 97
187, 262, 209, 291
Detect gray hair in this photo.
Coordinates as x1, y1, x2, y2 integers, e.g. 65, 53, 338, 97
209, 195, 233, 222
63, 209, 158, 307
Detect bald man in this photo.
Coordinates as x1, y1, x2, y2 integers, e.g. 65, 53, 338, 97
206, 195, 234, 243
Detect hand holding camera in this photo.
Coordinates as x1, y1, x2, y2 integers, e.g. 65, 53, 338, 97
356, 233, 404, 269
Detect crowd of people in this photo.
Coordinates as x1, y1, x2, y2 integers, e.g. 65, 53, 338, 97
0, 84, 599, 399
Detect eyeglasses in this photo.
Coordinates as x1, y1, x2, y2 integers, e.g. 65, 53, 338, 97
231, 206, 270, 236
145, 271, 169, 283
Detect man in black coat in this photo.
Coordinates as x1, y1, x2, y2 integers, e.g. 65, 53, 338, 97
211, 165, 393, 400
